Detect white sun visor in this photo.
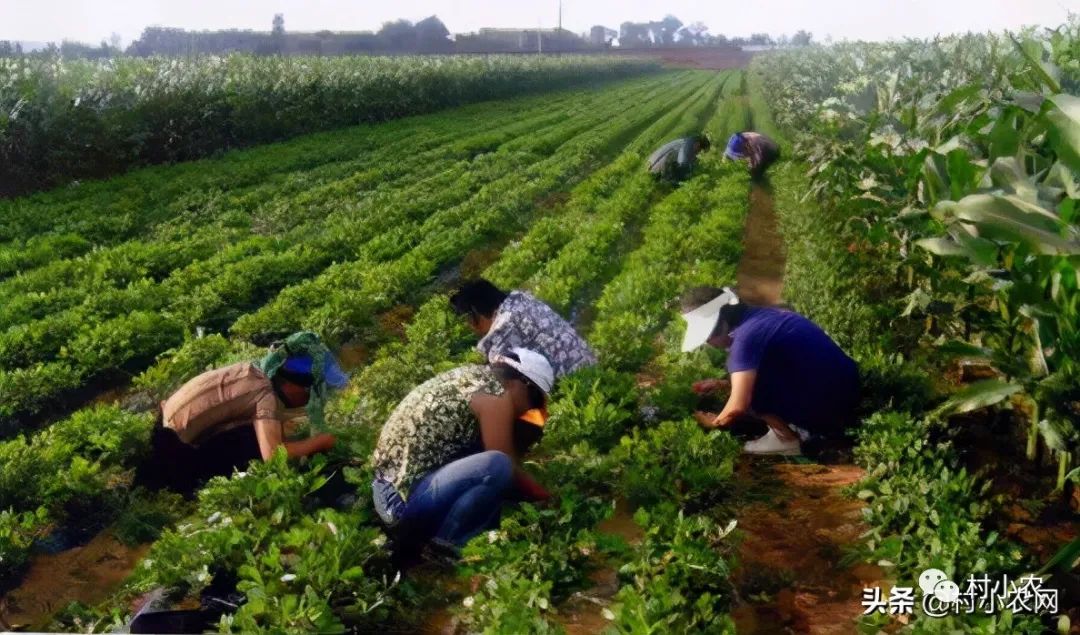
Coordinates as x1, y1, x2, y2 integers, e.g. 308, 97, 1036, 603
680, 289, 738, 353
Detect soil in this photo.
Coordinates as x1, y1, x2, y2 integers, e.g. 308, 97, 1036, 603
730, 459, 885, 634
736, 182, 786, 306
0, 531, 149, 631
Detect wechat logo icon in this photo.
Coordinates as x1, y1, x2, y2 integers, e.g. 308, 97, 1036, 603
919, 568, 959, 602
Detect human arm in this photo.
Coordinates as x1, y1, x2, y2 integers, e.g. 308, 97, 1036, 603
694, 370, 756, 430
692, 378, 731, 395
471, 393, 551, 501
254, 418, 336, 461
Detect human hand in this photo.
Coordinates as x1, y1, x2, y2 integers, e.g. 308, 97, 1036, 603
693, 411, 723, 429
313, 433, 337, 453
692, 378, 730, 395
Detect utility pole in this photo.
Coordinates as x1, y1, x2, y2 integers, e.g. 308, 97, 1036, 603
538, 19, 543, 54
558, 0, 562, 32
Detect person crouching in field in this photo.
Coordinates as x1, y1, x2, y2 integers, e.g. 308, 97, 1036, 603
371, 348, 554, 563
451, 278, 596, 378
647, 133, 711, 184
142, 331, 347, 493
724, 131, 780, 180
680, 287, 859, 456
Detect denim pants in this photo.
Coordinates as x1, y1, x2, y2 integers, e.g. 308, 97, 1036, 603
372, 450, 513, 548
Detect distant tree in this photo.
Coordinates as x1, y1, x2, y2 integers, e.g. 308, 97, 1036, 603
776, 33, 790, 48
271, 13, 286, 53
109, 32, 123, 50
378, 19, 416, 51
415, 15, 451, 52
678, 21, 709, 46
791, 29, 813, 46
654, 15, 682, 46
0, 41, 12, 57
748, 32, 774, 46
619, 21, 651, 47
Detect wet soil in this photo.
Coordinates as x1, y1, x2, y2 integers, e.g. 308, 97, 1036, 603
0, 531, 149, 631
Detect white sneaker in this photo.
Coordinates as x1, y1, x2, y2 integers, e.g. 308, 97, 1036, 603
743, 429, 801, 455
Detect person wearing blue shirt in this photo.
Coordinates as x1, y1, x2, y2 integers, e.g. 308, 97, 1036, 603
679, 286, 859, 455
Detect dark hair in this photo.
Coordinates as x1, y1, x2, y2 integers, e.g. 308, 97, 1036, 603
450, 279, 508, 319
491, 352, 546, 410
680, 286, 747, 334
697, 134, 712, 151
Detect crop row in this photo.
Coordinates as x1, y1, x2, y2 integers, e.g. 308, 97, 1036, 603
67, 83, 754, 633
0, 74, 699, 429
0, 74, 642, 286
0, 72, 718, 597
0, 53, 661, 198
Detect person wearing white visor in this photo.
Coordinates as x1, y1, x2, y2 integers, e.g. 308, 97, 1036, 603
371, 347, 555, 563
680, 286, 860, 456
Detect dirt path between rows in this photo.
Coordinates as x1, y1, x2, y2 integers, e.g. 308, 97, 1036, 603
0, 531, 149, 631
729, 181, 884, 634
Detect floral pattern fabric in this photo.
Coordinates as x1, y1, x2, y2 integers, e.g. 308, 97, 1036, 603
476, 291, 597, 378
372, 365, 504, 499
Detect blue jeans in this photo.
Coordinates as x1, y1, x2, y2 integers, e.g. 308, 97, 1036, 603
372, 450, 513, 548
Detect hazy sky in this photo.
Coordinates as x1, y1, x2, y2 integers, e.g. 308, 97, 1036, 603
2, 0, 1074, 45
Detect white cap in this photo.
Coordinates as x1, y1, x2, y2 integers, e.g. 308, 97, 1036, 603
680, 288, 739, 353
494, 347, 555, 393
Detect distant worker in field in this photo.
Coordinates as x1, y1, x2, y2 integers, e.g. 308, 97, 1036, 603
647, 134, 711, 183
144, 331, 348, 493
371, 348, 554, 561
679, 287, 859, 455
451, 278, 596, 378
724, 132, 781, 179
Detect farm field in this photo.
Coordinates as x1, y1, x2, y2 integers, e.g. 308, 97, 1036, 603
0, 20, 1078, 634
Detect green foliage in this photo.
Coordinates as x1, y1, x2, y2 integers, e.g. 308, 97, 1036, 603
0, 54, 661, 198
546, 367, 637, 452
458, 494, 611, 633
609, 505, 737, 634
611, 420, 741, 508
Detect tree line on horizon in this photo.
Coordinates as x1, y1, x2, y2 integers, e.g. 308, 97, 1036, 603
0, 14, 814, 58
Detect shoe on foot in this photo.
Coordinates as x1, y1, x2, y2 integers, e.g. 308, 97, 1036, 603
743, 429, 801, 455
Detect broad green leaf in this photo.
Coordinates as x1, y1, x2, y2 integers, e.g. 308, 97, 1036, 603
1043, 162, 1079, 200
1036, 536, 1080, 575
952, 194, 1080, 255
1044, 94, 1080, 172
989, 157, 1038, 201
936, 340, 992, 359
935, 379, 1022, 416
916, 237, 970, 257
1010, 36, 1061, 94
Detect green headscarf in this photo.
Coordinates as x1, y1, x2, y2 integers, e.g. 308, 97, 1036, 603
258, 330, 335, 430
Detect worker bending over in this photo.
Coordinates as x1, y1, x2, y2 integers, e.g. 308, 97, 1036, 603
451, 278, 595, 378
724, 131, 780, 179
680, 287, 859, 455
371, 348, 554, 561
647, 134, 711, 183
145, 331, 347, 493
